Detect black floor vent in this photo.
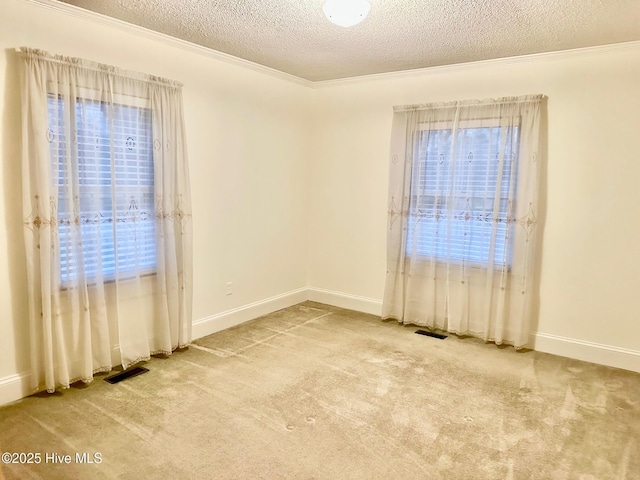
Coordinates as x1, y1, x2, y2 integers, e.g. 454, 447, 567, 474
104, 366, 149, 384
415, 329, 448, 340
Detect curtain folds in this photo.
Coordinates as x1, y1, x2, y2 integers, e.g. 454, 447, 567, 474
20, 48, 192, 392
382, 95, 544, 348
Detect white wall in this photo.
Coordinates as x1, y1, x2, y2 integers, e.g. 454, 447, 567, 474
308, 44, 640, 369
0, 0, 311, 400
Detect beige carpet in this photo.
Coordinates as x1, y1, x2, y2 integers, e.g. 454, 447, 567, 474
0, 302, 639, 479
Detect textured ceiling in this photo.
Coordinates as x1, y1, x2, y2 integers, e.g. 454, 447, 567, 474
57, 0, 640, 82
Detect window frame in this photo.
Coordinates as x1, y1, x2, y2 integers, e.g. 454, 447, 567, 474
48, 88, 157, 286
406, 117, 520, 269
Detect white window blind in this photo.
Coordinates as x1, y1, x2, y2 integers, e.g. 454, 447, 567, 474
48, 96, 156, 283
406, 125, 519, 266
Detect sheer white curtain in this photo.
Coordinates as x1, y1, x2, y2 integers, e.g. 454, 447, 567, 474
20, 48, 192, 393
382, 95, 543, 348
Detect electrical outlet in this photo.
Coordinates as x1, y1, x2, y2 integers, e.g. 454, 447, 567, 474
226, 281, 233, 296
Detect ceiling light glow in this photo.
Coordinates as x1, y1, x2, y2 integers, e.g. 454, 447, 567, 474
322, 0, 371, 27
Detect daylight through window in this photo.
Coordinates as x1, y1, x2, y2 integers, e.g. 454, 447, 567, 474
406, 123, 519, 266
48, 96, 156, 283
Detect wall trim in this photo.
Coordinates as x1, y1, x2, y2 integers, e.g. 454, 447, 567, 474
0, 372, 32, 407
24, 0, 313, 88
531, 332, 640, 374
0, 288, 308, 406
312, 40, 640, 88
0, 343, 124, 407
306, 288, 640, 373
307, 287, 383, 316
24, 0, 640, 89
191, 287, 309, 340
4, 287, 639, 405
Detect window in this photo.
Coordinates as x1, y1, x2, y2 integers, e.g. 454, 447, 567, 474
48, 96, 156, 283
406, 122, 519, 266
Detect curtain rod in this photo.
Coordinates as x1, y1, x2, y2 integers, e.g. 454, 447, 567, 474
16, 47, 183, 89
394, 95, 546, 112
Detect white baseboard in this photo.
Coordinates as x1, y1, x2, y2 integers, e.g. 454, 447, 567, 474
0, 343, 125, 406
531, 332, 640, 373
307, 287, 383, 316
0, 372, 33, 407
4, 287, 639, 405
0, 288, 308, 405
191, 287, 309, 340
306, 287, 640, 373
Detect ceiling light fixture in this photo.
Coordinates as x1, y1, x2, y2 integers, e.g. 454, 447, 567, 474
322, 0, 371, 27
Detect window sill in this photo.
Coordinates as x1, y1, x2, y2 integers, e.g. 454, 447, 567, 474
59, 270, 157, 291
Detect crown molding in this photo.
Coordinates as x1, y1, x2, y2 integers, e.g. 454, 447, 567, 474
312, 40, 640, 89
22, 0, 640, 90
23, 0, 313, 88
